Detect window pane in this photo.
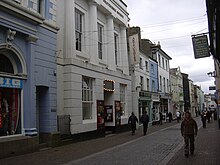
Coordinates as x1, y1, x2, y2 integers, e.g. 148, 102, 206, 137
82, 102, 92, 120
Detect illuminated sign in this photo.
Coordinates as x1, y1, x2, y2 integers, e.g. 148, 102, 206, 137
104, 80, 115, 92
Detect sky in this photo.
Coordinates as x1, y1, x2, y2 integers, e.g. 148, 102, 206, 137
123, 0, 215, 94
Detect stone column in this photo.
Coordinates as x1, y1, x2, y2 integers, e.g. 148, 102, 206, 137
120, 26, 129, 75
88, 0, 98, 64
64, 0, 75, 58
106, 15, 116, 71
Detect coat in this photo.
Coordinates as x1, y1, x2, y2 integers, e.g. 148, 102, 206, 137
128, 114, 138, 129
181, 118, 198, 136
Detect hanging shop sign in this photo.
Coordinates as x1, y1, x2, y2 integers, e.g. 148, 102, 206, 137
129, 34, 140, 65
0, 77, 23, 89
192, 34, 210, 59
104, 79, 115, 92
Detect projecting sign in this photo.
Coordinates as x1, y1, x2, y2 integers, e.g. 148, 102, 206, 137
129, 34, 140, 65
192, 35, 210, 59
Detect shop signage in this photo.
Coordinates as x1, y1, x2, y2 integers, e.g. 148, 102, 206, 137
192, 34, 210, 59
104, 80, 115, 92
129, 34, 140, 65
209, 86, 216, 90
0, 77, 23, 89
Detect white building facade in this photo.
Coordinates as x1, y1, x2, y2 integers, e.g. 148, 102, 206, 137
170, 67, 184, 117
56, 0, 131, 136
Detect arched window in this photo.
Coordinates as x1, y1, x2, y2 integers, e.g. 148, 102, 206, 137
0, 55, 14, 74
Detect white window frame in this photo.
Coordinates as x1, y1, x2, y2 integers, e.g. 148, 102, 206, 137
140, 76, 143, 90
75, 9, 83, 52
145, 61, 148, 72
98, 23, 103, 59
147, 78, 150, 91
114, 33, 119, 65
139, 58, 143, 69
82, 76, 93, 120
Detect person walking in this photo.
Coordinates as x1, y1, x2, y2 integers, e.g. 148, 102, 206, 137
181, 111, 198, 157
159, 112, 163, 125
168, 112, 173, 123
201, 111, 207, 128
140, 111, 149, 135
128, 112, 138, 135
176, 111, 181, 123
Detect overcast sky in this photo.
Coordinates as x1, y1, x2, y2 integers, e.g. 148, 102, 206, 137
123, 0, 215, 94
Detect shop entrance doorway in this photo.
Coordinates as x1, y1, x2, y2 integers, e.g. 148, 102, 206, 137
36, 86, 49, 143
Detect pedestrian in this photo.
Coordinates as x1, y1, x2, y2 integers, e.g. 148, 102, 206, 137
159, 111, 163, 125
140, 111, 149, 135
181, 111, 198, 157
176, 111, 181, 123
128, 112, 138, 135
201, 111, 207, 128
168, 112, 172, 123
206, 110, 211, 123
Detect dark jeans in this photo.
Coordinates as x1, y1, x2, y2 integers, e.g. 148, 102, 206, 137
184, 134, 195, 155
143, 122, 148, 135
131, 124, 136, 135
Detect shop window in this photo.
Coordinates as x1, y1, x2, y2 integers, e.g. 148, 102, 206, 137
0, 88, 21, 136
0, 55, 14, 74
82, 76, 93, 120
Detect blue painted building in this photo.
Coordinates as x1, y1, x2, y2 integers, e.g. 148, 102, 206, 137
0, 0, 58, 158
149, 57, 160, 122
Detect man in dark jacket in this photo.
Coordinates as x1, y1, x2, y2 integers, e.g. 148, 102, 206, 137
141, 111, 149, 135
128, 112, 138, 135
181, 111, 198, 157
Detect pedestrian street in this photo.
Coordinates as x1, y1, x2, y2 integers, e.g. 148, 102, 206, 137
67, 120, 201, 165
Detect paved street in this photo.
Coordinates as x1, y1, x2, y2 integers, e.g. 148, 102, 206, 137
1, 117, 219, 165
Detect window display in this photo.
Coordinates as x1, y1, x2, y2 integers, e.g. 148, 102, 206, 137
0, 88, 21, 136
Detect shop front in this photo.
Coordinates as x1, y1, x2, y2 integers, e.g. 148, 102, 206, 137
139, 91, 152, 123
160, 93, 171, 122
151, 92, 160, 124
0, 77, 22, 136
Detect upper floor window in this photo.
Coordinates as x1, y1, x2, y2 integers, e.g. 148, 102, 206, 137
165, 60, 168, 70
147, 78, 150, 91
152, 80, 155, 92
140, 76, 143, 90
37, 0, 45, 15
158, 54, 161, 67
163, 77, 166, 93
145, 61, 148, 72
75, 9, 83, 51
151, 64, 154, 73
114, 33, 119, 65
167, 79, 169, 93
162, 57, 165, 69
139, 58, 143, 69
159, 75, 162, 91
98, 23, 103, 59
